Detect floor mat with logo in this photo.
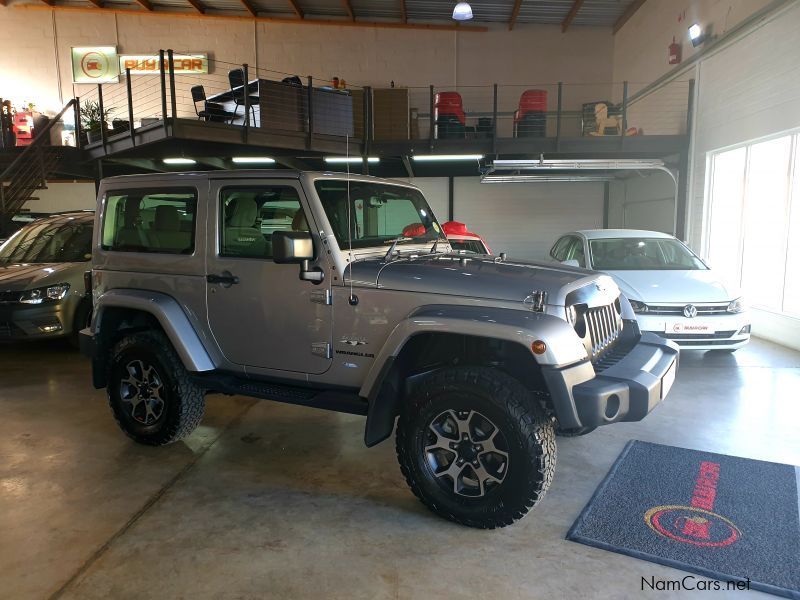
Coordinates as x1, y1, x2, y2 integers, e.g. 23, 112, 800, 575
567, 440, 800, 599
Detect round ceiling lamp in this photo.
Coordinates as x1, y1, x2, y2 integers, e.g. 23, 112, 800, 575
452, 2, 473, 21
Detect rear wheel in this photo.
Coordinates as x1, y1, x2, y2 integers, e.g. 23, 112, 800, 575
107, 330, 205, 445
396, 366, 556, 529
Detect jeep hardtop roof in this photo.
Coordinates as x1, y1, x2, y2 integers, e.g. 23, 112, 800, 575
99, 170, 418, 187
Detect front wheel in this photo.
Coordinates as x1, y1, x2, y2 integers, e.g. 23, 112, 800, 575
107, 330, 205, 445
396, 367, 556, 529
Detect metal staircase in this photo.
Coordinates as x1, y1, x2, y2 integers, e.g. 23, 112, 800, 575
0, 100, 77, 236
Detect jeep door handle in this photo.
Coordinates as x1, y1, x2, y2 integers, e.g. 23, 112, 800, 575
206, 273, 240, 285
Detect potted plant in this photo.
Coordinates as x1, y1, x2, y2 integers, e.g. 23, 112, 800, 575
80, 100, 113, 144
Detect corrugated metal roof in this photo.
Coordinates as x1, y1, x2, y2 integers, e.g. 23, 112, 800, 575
19, 0, 637, 26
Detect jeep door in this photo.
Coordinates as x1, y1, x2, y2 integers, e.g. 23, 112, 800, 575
205, 179, 332, 374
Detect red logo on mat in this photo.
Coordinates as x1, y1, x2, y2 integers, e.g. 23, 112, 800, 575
644, 461, 741, 547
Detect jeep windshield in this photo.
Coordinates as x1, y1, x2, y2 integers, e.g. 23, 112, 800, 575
589, 237, 708, 270
314, 180, 444, 250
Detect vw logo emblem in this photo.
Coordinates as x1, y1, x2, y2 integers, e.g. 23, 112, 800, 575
683, 304, 698, 319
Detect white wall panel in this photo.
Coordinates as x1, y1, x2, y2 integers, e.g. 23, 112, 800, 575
452, 178, 604, 260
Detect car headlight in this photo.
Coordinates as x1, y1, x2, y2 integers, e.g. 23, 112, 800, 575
628, 299, 649, 314
727, 297, 745, 314
19, 283, 70, 305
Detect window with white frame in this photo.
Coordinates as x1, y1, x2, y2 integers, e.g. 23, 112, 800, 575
706, 132, 799, 317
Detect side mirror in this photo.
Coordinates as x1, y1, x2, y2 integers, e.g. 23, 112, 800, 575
272, 230, 324, 283
562, 259, 580, 267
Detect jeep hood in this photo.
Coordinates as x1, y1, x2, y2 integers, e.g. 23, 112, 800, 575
0, 262, 79, 291
348, 255, 613, 306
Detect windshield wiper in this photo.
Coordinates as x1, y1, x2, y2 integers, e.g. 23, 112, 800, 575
383, 236, 413, 262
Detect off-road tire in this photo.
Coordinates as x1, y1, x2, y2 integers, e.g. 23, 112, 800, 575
396, 366, 556, 529
556, 425, 597, 437
107, 330, 205, 445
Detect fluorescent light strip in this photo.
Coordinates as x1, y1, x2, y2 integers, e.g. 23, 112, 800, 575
413, 154, 484, 162
324, 157, 380, 164
163, 158, 196, 165
491, 159, 664, 170
232, 157, 276, 164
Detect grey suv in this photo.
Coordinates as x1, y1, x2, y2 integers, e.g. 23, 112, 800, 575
80, 171, 679, 529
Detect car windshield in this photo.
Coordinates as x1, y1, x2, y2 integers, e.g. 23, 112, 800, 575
314, 180, 444, 250
0, 218, 93, 264
588, 237, 707, 271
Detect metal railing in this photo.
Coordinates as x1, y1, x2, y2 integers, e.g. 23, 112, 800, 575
3, 50, 692, 163
0, 99, 77, 230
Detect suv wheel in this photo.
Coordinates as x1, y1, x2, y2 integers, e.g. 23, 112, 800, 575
107, 330, 205, 445
396, 366, 556, 529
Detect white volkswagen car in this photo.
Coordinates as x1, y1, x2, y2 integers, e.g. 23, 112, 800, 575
550, 229, 750, 351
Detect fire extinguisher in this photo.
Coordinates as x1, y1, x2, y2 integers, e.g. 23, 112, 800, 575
669, 37, 682, 65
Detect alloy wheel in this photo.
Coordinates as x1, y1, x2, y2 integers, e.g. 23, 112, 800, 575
424, 409, 510, 497
119, 360, 166, 425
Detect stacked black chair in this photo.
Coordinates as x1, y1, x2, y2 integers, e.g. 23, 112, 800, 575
228, 68, 259, 126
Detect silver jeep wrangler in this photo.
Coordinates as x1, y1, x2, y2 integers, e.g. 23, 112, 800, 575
80, 171, 678, 529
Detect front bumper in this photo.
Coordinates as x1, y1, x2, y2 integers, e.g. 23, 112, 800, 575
636, 311, 750, 350
0, 301, 73, 341
542, 332, 679, 429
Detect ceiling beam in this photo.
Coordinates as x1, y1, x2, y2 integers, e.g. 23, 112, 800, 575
508, 0, 522, 31
187, 0, 204, 13
86, 0, 104, 6
399, 0, 406, 23
14, 3, 489, 31
561, 0, 583, 32
287, 0, 303, 18
135, 0, 153, 10
0, 0, 7, 6
613, 0, 647, 34
341, 0, 353, 20
39, 0, 55, 5
239, 0, 256, 16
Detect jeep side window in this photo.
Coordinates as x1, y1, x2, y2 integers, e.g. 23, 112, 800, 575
220, 186, 308, 259
102, 188, 197, 254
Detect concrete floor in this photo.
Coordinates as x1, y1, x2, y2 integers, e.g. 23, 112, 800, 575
1, 338, 799, 600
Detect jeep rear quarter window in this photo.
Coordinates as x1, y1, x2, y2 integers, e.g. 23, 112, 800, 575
102, 188, 198, 254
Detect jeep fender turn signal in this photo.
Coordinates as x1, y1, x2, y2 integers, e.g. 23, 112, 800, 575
531, 340, 547, 355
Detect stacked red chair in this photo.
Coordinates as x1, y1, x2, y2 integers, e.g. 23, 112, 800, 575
434, 92, 466, 139
514, 89, 547, 138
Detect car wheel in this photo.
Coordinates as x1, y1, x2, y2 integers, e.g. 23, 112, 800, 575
107, 330, 205, 445
396, 366, 556, 529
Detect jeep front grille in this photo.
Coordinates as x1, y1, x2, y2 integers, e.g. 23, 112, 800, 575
585, 303, 623, 357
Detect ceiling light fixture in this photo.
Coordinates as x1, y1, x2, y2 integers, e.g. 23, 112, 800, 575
481, 175, 615, 184
452, 2, 473, 21
163, 158, 196, 165
232, 157, 276, 164
324, 157, 380, 164
688, 23, 706, 47
413, 154, 484, 162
